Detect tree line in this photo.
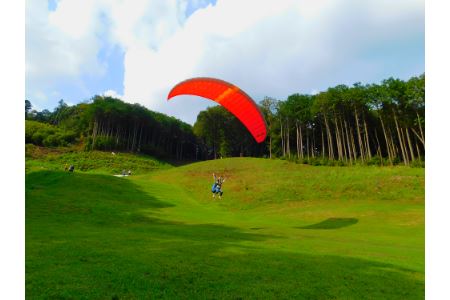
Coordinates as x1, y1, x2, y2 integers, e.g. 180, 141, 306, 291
195, 74, 424, 166
26, 73, 424, 165
26, 96, 200, 160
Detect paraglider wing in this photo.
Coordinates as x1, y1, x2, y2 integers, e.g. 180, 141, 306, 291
167, 77, 267, 143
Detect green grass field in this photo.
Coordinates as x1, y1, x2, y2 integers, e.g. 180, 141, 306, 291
26, 152, 424, 299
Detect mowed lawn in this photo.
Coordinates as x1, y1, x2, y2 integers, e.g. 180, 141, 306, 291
26, 157, 424, 299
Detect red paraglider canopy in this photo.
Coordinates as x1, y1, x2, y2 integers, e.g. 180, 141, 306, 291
167, 77, 267, 143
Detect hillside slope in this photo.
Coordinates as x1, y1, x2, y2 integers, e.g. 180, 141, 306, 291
26, 157, 424, 299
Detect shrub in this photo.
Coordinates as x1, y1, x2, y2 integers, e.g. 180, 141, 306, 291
92, 136, 115, 150
367, 155, 383, 166
26, 120, 77, 147
411, 159, 425, 168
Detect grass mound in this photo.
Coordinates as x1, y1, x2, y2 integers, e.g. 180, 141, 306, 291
26, 144, 170, 174
153, 157, 424, 209
26, 156, 424, 299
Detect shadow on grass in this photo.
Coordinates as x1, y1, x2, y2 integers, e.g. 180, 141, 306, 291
295, 217, 359, 230
26, 171, 422, 299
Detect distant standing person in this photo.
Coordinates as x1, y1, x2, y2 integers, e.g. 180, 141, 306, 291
68, 165, 74, 172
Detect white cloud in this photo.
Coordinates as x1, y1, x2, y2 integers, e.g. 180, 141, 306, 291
102, 89, 123, 99
26, 0, 424, 124
117, 0, 424, 124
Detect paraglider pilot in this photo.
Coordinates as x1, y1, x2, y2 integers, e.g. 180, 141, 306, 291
212, 173, 226, 199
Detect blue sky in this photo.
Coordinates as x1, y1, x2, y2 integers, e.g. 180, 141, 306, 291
26, 0, 424, 124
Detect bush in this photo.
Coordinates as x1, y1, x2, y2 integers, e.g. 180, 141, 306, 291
411, 159, 425, 168
367, 155, 383, 166
92, 136, 116, 150
26, 120, 77, 147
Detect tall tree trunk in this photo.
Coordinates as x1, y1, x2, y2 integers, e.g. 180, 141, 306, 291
306, 133, 310, 159
374, 129, 382, 164
416, 111, 425, 144
312, 128, 316, 158
415, 136, 421, 161
300, 124, 304, 159
296, 122, 300, 159
343, 119, 352, 164
363, 116, 372, 160
354, 107, 365, 161
350, 127, 358, 162
339, 116, 347, 162
379, 115, 393, 165
388, 127, 398, 159
286, 120, 290, 158
91, 119, 98, 150
411, 127, 425, 147
334, 114, 343, 161
324, 115, 334, 159
321, 130, 325, 159
393, 112, 408, 165
405, 127, 415, 161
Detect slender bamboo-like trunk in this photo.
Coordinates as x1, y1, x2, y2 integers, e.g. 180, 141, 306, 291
379, 116, 393, 164
296, 122, 300, 159
344, 119, 353, 165
388, 127, 398, 158
405, 127, 415, 161
321, 130, 325, 159
324, 115, 334, 159
286, 120, 290, 158
354, 107, 365, 161
363, 117, 372, 160
416, 111, 425, 144
350, 127, 358, 162
374, 129, 382, 164
411, 127, 425, 147
312, 128, 316, 158
300, 124, 304, 159
393, 112, 408, 165
415, 136, 421, 161
339, 116, 347, 162
400, 127, 410, 164
334, 114, 343, 161
306, 134, 310, 159
91, 119, 98, 149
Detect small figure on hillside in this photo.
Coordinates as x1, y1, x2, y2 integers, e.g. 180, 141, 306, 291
68, 165, 74, 172
128, 170, 132, 176
122, 169, 126, 176
211, 173, 226, 199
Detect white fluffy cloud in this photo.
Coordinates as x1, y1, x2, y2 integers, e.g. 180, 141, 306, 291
119, 0, 424, 123
26, 0, 424, 124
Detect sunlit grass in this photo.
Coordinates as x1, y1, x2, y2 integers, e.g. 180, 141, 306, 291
26, 156, 424, 299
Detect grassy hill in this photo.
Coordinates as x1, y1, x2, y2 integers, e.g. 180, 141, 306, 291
26, 144, 171, 174
26, 155, 424, 299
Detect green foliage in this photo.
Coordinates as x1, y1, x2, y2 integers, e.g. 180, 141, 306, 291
194, 106, 265, 158
26, 120, 77, 147
411, 159, 425, 168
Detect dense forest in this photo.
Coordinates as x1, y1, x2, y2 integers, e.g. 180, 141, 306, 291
26, 74, 424, 165
26, 96, 200, 160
